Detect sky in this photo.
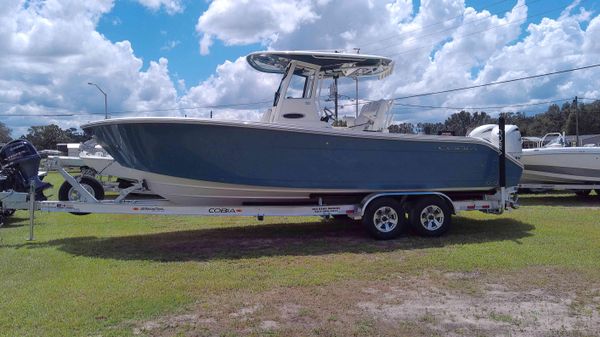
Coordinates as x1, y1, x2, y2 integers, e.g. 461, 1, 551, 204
1, 0, 600, 138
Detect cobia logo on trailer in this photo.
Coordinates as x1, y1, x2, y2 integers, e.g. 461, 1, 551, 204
208, 208, 242, 213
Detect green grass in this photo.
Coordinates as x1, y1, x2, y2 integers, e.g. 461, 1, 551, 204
1, 173, 599, 336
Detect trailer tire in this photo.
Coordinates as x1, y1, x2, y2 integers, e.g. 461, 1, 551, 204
409, 196, 451, 237
362, 198, 406, 240
58, 176, 105, 215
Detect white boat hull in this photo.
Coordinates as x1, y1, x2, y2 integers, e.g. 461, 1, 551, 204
130, 169, 496, 206
521, 147, 600, 184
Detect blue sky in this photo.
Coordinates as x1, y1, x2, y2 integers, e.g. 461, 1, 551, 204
1, 0, 600, 137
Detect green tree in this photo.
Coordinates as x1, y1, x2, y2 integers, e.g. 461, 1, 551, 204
443, 111, 495, 136
388, 123, 415, 134
65, 127, 90, 143
417, 122, 445, 135
0, 121, 12, 143
566, 100, 600, 135
22, 124, 76, 150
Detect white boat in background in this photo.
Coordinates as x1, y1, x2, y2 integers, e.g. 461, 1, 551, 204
77, 142, 143, 182
520, 133, 600, 185
50, 142, 153, 200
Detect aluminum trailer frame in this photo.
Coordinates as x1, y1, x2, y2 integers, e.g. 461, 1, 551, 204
519, 183, 600, 192
0, 179, 518, 240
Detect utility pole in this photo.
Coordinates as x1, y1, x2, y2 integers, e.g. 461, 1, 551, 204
87, 82, 108, 119
573, 96, 579, 146
210, 110, 213, 119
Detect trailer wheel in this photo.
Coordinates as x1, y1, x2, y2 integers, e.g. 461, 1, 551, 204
362, 198, 406, 240
58, 176, 105, 215
409, 196, 451, 237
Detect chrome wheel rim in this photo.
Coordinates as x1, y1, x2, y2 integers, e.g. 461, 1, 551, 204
373, 206, 399, 233
420, 205, 444, 231
68, 184, 94, 201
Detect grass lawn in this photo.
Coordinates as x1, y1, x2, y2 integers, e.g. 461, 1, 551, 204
1, 173, 599, 336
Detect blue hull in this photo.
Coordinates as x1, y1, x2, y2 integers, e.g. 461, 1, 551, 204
83, 119, 522, 193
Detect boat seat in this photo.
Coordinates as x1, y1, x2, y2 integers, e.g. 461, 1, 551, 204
351, 99, 394, 132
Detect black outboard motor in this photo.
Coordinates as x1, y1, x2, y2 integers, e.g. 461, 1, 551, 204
0, 139, 51, 200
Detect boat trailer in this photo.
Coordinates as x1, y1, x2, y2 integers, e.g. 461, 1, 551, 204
0, 164, 518, 240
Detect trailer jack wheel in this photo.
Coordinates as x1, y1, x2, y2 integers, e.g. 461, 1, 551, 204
362, 198, 407, 240
409, 196, 451, 237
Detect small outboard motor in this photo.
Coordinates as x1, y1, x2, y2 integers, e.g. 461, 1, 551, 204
0, 139, 51, 200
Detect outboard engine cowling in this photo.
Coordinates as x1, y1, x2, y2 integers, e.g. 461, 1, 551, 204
467, 124, 523, 161
490, 125, 522, 161
0, 140, 51, 199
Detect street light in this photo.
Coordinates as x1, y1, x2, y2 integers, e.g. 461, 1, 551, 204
87, 82, 108, 119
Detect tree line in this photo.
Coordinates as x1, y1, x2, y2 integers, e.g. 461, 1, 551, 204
1, 99, 599, 150
388, 100, 600, 136
0, 124, 89, 150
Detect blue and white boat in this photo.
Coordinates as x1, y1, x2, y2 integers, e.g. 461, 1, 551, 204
82, 51, 523, 206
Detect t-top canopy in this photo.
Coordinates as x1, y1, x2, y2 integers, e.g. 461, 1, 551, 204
246, 51, 394, 79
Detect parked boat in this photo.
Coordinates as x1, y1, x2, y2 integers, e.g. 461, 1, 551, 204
520, 133, 600, 184
82, 51, 523, 206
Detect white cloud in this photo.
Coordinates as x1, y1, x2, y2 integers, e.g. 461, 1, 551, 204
183, 0, 600, 125
0, 0, 179, 136
195, 0, 319, 55
135, 0, 183, 14
160, 40, 181, 51
181, 56, 279, 107
2, 0, 600, 138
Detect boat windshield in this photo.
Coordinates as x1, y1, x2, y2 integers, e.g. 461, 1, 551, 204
273, 64, 316, 106
541, 133, 565, 147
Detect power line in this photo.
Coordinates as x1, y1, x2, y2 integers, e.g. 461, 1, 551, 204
2, 65, 599, 118
391, 63, 600, 101
393, 98, 574, 110
109, 99, 273, 115
0, 100, 274, 117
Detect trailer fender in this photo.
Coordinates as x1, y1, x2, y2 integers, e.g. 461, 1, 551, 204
359, 192, 456, 217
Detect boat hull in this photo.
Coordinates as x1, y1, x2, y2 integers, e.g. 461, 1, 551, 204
82, 118, 523, 205
521, 147, 600, 184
